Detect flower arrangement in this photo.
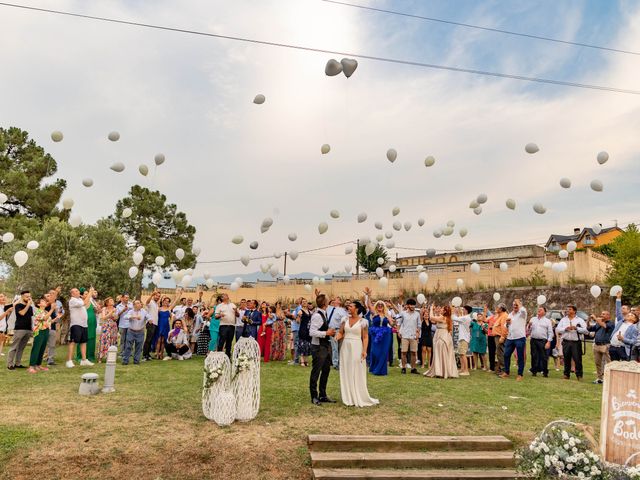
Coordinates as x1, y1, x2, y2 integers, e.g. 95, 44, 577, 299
517, 421, 640, 480
203, 364, 224, 391
234, 353, 252, 378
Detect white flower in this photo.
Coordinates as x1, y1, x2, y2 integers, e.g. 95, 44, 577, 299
561, 430, 569, 440
567, 463, 574, 470
578, 472, 585, 479
572, 447, 578, 453
543, 445, 550, 453
569, 438, 576, 447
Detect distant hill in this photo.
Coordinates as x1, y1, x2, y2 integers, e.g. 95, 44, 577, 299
142, 271, 336, 289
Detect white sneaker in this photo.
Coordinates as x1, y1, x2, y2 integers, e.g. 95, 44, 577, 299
80, 359, 94, 366
163, 356, 172, 361
460, 371, 470, 376
177, 355, 184, 361
65, 360, 75, 368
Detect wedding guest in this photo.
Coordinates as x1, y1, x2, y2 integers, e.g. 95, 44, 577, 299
143, 290, 160, 361
0, 294, 16, 358
501, 298, 527, 381
7, 291, 33, 370
309, 293, 337, 406
556, 305, 589, 380
27, 297, 55, 374
76, 289, 99, 362
492, 304, 509, 375
296, 299, 312, 367
485, 305, 497, 371
66, 287, 95, 368
470, 312, 488, 371
98, 298, 119, 362
419, 305, 433, 369
395, 298, 421, 375
424, 304, 458, 379
196, 306, 212, 355
258, 305, 275, 362
610, 291, 633, 361
241, 300, 261, 340
452, 306, 473, 376
528, 306, 553, 377
155, 296, 173, 359
182, 307, 196, 352
164, 319, 190, 360
270, 302, 287, 361
587, 310, 614, 384
327, 296, 348, 370
215, 294, 237, 357
191, 306, 203, 353
115, 293, 132, 354
367, 299, 393, 376
619, 312, 639, 360
122, 300, 149, 365
172, 296, 188, 321
235, 298, 247, 341
45, 288, 63, 366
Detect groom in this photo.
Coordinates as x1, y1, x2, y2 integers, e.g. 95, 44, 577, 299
309, 293, 337, 406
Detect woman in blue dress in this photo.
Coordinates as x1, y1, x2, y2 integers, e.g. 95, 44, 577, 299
155, 297, 173, 359
367, 300, 394, 376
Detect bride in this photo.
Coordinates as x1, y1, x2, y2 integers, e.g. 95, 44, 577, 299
336, 301, 379, 407
424, 304, 459, 379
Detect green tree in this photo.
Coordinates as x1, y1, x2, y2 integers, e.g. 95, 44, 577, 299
356, 243, 388, 273
112, 186, 196, 275
3, 218, 131, 297
607, 224, 640, 304
0, 127, 67, 234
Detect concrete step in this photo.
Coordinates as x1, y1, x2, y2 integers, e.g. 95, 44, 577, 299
307, 435, 513, 453
310, 451, 515, 470
312, 468, 525, 480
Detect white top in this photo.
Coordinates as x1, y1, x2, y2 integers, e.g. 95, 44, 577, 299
147, 299, 159, 326
395, 310, 421, 339
610, 322, 631, 347
167, 328, 189, 345
327, 306, 348, 330
452, 315, 472, 343
172, 305, 187, 320
342, 317, 368, 340
217, 303, 237, 326
556, 316, 589, 341
529, 315, 554, 341
507, 307, 528, 340
69, 297, 88, 328
125, 308, 150, 331
235, 308, 246, 327
309, 309, 330, 346
0, 305, 6, 332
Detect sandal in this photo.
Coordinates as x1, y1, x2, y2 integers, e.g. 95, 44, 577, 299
27, 367, 38, 374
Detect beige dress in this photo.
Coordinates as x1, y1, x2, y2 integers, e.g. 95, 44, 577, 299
425, 323, 459, 379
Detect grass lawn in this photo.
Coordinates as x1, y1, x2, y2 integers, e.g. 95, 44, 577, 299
0, 344, 603, 480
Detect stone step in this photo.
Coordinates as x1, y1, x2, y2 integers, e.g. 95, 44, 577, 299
312, 468, 525, 480
310, 451, 515, 470
307, 435, 513, 453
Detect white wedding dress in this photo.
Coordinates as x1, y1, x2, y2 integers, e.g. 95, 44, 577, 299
339, 317, 379, 408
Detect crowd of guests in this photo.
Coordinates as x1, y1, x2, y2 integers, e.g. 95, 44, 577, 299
2, 284, 638, 383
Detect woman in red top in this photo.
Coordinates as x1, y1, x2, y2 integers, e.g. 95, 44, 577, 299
485, 305, 498, 372
257, 303, 275, 362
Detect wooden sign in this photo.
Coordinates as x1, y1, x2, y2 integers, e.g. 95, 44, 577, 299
600, 361, 640, 466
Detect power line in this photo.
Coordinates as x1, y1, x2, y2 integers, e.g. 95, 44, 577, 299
321, 0, 640, 57
1, 2, 639, 95
197, 240, 354, 264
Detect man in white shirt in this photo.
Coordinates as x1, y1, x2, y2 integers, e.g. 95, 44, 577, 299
556, 305, 589, 380
452, 306, 473, 376
215, 294, 237, 357
143, 290, 161, 361
235, 299, 247, 341
395, 298, 421, 375
122, 300, 150, 365
528, 306, 553, 377
115, 294, 133, 354
66, 287, 95, 368
500, 298, 527, 381
327, 297, 347, 370
308, 293, 336, 405
172, 297, 188, 321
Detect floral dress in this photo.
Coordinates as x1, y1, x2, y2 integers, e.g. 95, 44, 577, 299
270, 314, 287, 361
99, 308, 119, 361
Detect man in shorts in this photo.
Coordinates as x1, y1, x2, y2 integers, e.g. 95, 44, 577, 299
395, 298, 421, 374
66, 287, 95, 368
453, 305, 473, 376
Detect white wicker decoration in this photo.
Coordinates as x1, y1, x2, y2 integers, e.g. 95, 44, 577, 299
202, 352, 235, 426
232, 337, 261, 422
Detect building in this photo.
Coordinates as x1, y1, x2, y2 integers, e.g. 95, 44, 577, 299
545, 226, 623, 252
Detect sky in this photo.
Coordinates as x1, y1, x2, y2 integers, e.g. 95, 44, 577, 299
1, 0, 640, 278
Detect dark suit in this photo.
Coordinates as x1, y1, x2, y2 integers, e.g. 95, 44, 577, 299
242, 310, 262, 339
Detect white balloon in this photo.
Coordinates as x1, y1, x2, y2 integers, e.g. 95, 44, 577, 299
357, 212, 367, 223
385, 240, 395, 249
433, 228, 443, 238
154, 153, 165, 166
537, 295, 546, 305
192, 246, 201, 257
312, 276, 320, 286
456, 278, 464, 287
493, 292, 501, 301
253, 94, 266, 104
506, 199, 516, 210
378, 277, 388, 288
393, 221, 401, 231
61, 197, 74, 210
283, 275, 291, 285
180, 274, 193, 288
51, 131, 63, 142
365, 242, 376, 256
459, 228, 468, 238
325, 58, 343, 76
418, 272, 428, 285
138, 164, 149, 176
417, 294, 426, 305
13, 250, 28, 267
155, 256, 165, 266
424, 156, 435, 167
360, 236, 371, 246
152, 272, 163, 285
269, 266, 279, 277
590, 285, 602, 298
597, 151, 609, 165
203, 271, 211, 279
26, 240, 39, 250
329, 209, 340, 219
389, 264, 397, 273
499, 262, 508, 272
610, 285, 622, 297
231, 235, 244, 245
469, 200, 479, 209
249, 241, 259, 250
289, 250, 299, 261
375, 267, 384, 278
533, 203, 546, 214
454, 244, 463, 251
525, 143, 539, 154
376, 233, 384, 242
110, 162, 125, 173
392, 207, 400, 216
344, 245, 353, 255
385, 231, 393, 239
345, 265, 353, 273
477, 193, 488, 204
321, 144, 331, 155
230, 282, 239, 292
240, 255, 250, 267
416, 265, 425, 272
473, 206, 483, 215
175, 248, 185, 260
470, 263, 480, 274
386, 149, 397, 163
374, 221, 383, 230
543, 261, 552, 269
122, 208, 132, 218
592, 224, 602, 235
425, 248, 436, 257
417, 218, 425, 227
376, 257, 384, 265
319, 265, 329, 274
567, 241, 577, 252
108, 131, 120, 141
443, 226, 454, 236
136, 246, 145, 254
2, 232, 14, 243
318, 222, 328, 234
447, 220, 455, 227
304, 284, 312, 292
590, 179, 603, 192
260, 264, 269, 274
287, 232, 298, 242
404, 221, 412, 232
559, 177, 571, 189
205, 279, 215, 289
82, 178, 94, 187
551, 262, 561, 273
132, 251, 143, 265
340, 58, 358, 78
69, 215, 82, 228
128, 266, 139, 279
261, 218, 273, 230
451, 296, 462, 307
558, 249, 569, 259
274, 252, 282, 259
235, 277, 243, 286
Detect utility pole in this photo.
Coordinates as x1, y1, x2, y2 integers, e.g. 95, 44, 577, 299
283, 251, 288, 276
355, 239, 360, 277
